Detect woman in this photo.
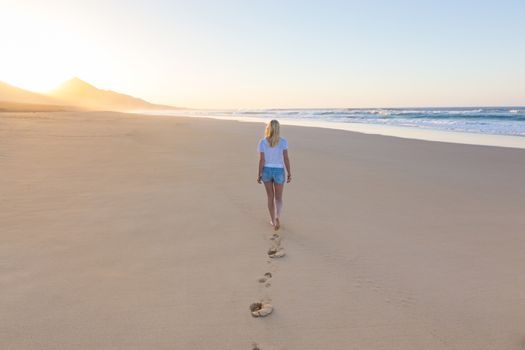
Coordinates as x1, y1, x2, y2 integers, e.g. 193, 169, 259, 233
257, 120, 291, 230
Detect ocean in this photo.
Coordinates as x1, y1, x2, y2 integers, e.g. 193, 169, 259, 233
177, 107, 525, 137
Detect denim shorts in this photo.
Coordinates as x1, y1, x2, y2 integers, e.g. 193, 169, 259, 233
262, 166, 285, 184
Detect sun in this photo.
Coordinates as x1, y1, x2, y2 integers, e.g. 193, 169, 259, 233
0, 4, 81, 93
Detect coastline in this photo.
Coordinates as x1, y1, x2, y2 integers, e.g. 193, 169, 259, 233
2, 111, 525, 349
135, 110, 525, 149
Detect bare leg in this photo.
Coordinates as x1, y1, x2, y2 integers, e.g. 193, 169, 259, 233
263, 181, 276, 226
274, 182, 284, 230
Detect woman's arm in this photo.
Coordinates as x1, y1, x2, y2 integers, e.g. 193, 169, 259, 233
257, 152, 265, 183
283, 149, 291, 183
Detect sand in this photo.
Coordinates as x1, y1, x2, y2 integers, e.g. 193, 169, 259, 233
0, 101, 78, 112
1, 111, 525, 349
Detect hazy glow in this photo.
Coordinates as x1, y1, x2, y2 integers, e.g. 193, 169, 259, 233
0, 0, 524, 108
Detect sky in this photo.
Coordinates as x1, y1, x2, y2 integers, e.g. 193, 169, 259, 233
0, 0, 524, 108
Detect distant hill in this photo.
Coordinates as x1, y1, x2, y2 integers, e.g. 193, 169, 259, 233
0, 78, 179, 112
0, 81, 60, 105
48, 78, 178, 111
0, 81, 79, 112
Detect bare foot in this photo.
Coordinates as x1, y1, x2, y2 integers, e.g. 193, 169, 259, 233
274, 217, 280, 231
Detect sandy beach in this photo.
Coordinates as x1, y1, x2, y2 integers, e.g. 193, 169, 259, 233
1, 111, 525, 349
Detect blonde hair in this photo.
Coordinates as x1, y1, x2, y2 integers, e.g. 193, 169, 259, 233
265, 119, 280, 147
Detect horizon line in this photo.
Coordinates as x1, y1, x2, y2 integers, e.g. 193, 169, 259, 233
166, 105, 525, 110
3, 78, 524, 111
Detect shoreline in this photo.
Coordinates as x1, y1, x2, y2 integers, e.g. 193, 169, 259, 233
134, 110, 525, 149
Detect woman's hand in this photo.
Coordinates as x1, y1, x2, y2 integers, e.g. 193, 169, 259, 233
257, 175, 262, 184
287, 174, 292, 183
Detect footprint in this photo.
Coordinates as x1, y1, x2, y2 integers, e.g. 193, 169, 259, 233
268, 247, 286, 258
258, 272, 273, 283
270, 234, 282, 245
268, 235, 285, 258
250, 302, 274, 317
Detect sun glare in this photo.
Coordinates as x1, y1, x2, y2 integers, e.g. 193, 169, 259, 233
0, 3, 97, 93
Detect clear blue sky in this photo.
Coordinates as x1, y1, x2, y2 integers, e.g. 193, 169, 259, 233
1, 0, 524, 108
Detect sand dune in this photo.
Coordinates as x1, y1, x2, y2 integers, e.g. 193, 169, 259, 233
1, 111, 524, 349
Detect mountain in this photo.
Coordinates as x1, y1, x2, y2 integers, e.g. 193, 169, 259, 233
0, 81, 60, 105
0, 78, 178, 112
0, 81, 80, 112
48, 78, 177, 111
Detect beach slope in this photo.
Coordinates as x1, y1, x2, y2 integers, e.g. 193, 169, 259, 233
1, 112, 524, 349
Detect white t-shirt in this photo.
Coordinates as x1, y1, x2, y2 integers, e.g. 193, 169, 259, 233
258, 137, 288, 168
